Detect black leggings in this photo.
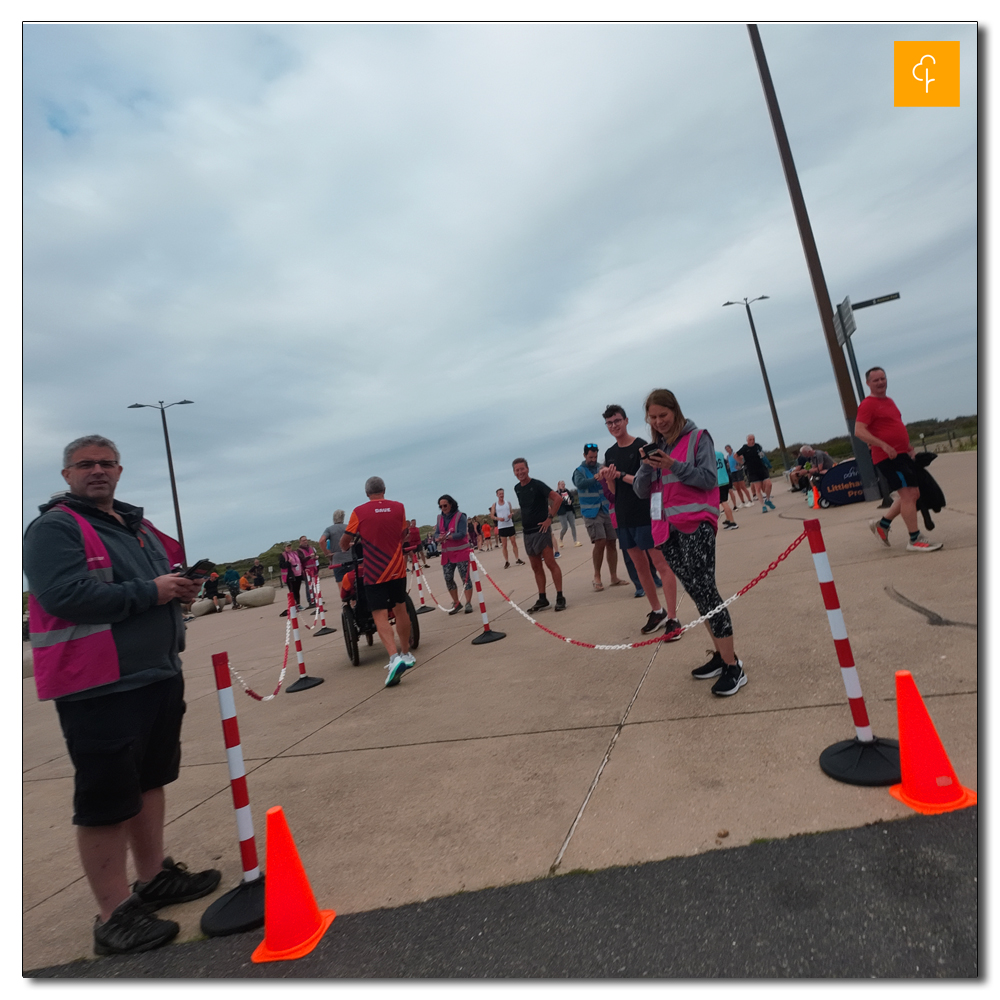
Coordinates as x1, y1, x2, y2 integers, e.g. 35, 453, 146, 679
287, 575, 303, 607
659, 521, 732, 638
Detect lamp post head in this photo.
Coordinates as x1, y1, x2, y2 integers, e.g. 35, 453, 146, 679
127, 403, 146, 409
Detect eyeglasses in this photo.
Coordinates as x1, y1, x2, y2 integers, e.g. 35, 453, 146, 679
605, 418, 624, 427
438, 503, 450, 509
67, 460, 118, 470
584, 444, 598, 451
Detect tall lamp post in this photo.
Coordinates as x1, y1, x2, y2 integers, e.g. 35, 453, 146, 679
128, 399, 193, 562
723, 296, 790, 471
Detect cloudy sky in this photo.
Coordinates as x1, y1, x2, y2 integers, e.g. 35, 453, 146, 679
22, 21, 978, 563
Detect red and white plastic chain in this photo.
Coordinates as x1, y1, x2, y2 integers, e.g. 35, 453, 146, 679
477, 530, 808, 651
227, 616, 292, 701
411, 562, 457, 613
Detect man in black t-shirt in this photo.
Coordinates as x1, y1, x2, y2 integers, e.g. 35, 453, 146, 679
512, 458, 566, 614
736, 434, 775, 511
597, 404, 681, 638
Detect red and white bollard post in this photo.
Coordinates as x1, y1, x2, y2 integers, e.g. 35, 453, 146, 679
200, 651, 266, 936
285, 591, 324, 692
311, 571, 336, 636
804, 518, 900, 785
412, 554, 434, 614
468, 552, 506, 645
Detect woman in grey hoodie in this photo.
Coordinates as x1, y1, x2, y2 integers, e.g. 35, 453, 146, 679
632, 388, 746, 697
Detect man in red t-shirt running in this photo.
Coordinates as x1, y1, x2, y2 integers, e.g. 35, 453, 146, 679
341, 476, 416, 685
855, 367, 942, 553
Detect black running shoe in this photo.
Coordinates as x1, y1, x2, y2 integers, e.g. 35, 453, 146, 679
640, 609, 668, 634
712, 660, 747, 697
133, 857, 221, 909
93, 894, 179, 956
526, 597, 550, 613
662, 618, 683, 642
515, 559, 525, 566
691, 650, 725, 679
554, 595, 567, 612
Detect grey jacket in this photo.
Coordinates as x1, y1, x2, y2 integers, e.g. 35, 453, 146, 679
23, 494, 184, 701
632, 420, 719, 499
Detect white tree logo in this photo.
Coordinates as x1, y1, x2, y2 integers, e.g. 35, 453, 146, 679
912, 54, 936, 94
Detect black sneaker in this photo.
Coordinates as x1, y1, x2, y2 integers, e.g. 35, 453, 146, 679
662, 618, 683, 642
133, 857, 222, 909
723, 521, 739, 530
515, 559, 525, 566
691, 650, 724, 679
448, 604, 462, 616
640, 608, 668, 634
93, 893, 179, 956
711, 660, 747, 697
504, 561, 510, 569
526, 597, 550, 613
554, 595, 567, 612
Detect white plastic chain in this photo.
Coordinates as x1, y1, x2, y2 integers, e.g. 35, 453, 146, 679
226, 616, 292, 701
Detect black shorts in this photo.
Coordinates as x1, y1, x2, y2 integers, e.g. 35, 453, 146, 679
333, 563, 348, 583
498, 526, 516, 538
876, 453, 919, 491
56, 674, 186, 827
719, 483, 730, 503
365, 577, 408, 611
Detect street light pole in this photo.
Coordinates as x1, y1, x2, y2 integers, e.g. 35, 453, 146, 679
723, 296, 791, 471
128, 399, 193, 562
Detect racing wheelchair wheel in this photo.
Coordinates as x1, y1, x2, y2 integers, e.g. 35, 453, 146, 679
341, 608, 360, 666
405, 593, 420, 650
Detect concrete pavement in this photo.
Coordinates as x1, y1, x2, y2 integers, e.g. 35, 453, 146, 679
22, 451, 978, 975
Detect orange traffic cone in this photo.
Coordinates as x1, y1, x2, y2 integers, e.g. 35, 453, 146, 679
888, 670, 977, 815
251, 806, 336, 963
811, 484, 821, 509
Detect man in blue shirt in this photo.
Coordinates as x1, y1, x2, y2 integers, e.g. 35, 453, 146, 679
572, 444, 623, 591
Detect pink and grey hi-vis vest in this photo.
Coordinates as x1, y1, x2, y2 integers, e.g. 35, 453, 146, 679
28, 505, 120, 701
649, 429, 721, 546
437, 512, 471, 565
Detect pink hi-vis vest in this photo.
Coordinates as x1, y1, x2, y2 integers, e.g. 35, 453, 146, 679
28, 505, 120, 701
649, 430, 721, 546
437, 513, 471, 565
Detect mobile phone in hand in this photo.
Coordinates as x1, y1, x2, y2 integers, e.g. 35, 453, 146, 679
642, 446, 664, 459
182, 559, 215, 581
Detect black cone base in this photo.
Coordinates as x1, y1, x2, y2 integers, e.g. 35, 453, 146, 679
416, 606, 435, 614
287, 674, 324, 693
819, 736, 900, 786
200, 876, 265, 937
471, 629, 506, 645
313, 626, 336, 636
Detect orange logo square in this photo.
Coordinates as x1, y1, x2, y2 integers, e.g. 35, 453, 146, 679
894, 41, 960, 107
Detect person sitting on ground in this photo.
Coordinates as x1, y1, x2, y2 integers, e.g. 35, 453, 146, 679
788, 445, 836, 492
434, 495, 475, 615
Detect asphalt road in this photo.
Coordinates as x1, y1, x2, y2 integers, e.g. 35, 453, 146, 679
27, 806, 978, 979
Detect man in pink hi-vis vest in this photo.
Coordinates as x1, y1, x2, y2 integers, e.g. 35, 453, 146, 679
23, 435, 221, 956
